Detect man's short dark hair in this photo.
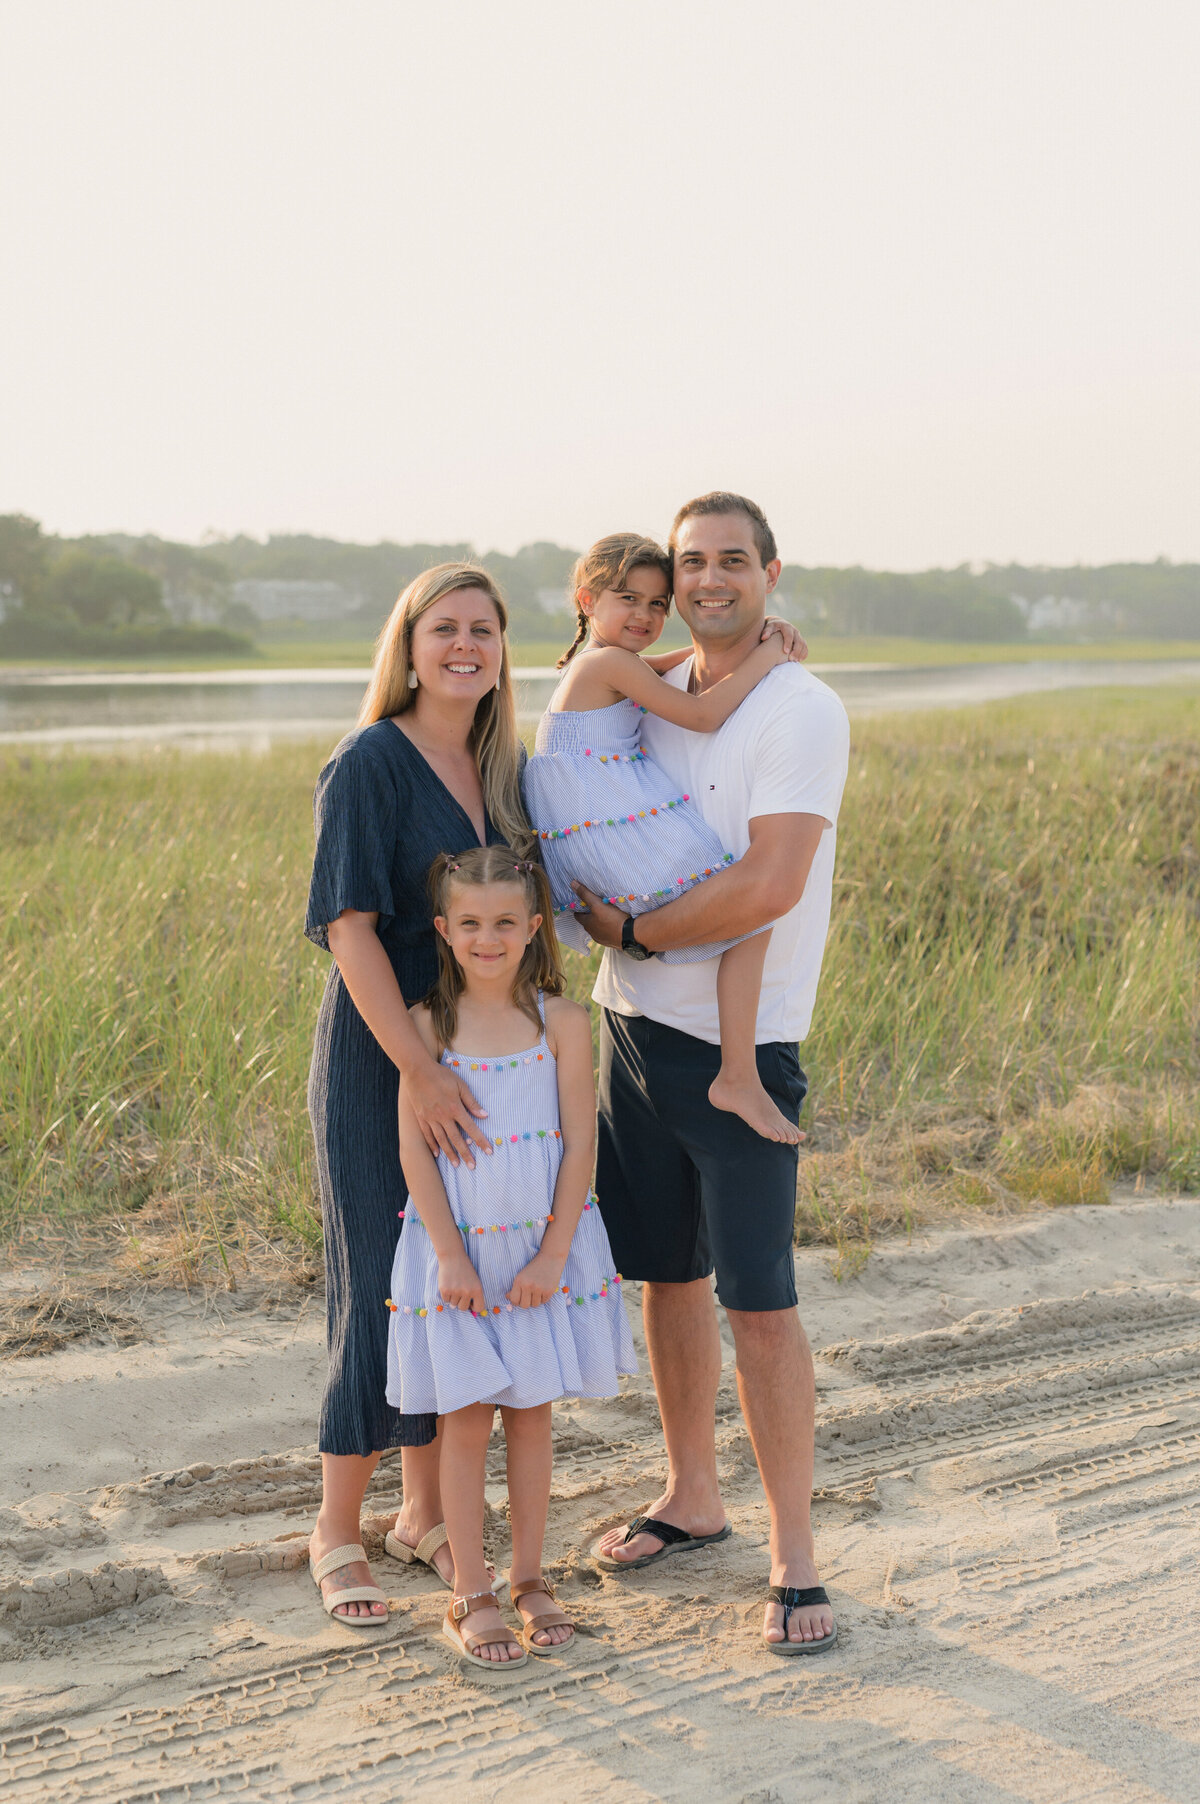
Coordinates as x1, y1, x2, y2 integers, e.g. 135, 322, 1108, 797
668, 492, 778, 568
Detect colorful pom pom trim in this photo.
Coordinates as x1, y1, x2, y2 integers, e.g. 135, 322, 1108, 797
552, 850, 734, 915
539, 789, 693, 842
442, 1051, 547, 1072
388, 1273, 622, 1317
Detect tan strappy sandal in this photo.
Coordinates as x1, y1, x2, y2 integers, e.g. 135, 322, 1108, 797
511, 1575, 576, 1655
382, 1522, 504, 1593
384, 1522, 449, 1578
309, 1543, 391, 1631
442, 1589, 529, 1680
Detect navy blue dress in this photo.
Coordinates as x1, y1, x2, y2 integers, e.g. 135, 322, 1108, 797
305, 719, 512, 1456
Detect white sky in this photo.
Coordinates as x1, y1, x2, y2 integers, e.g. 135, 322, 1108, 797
1, 0, 1197, 567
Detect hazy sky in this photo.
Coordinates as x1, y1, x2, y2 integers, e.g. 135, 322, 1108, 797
2, 1, 1197, 567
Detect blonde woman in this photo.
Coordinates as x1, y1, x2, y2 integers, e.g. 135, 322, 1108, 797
304, 563, 533, 1627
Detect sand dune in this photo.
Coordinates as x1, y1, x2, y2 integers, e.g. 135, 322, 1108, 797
3, 1196, 1199, 1801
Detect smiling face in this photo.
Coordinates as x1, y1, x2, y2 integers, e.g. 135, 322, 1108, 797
581, 563, 671, 652
408, 586, 504, 703
435, 880, 541, 986
671, 512, 781, 647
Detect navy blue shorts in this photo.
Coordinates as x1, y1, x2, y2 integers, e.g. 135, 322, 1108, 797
596, 1010, 807, 1313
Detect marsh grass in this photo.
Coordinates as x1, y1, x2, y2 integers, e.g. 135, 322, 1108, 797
794, 688, 1199, 1267
1, 687, 1196, 1285
2, 747, 327, 1284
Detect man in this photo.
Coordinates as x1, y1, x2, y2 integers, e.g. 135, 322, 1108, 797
572, 492, 850, 1653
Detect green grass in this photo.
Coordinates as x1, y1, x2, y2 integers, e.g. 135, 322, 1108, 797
1, 688, 1196, 1282
3, 635, 1198, 676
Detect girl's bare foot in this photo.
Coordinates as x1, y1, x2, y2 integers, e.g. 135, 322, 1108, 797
708, 1073, 806, 1145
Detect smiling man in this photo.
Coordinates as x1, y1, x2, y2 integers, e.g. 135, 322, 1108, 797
574, 492, 850, 1654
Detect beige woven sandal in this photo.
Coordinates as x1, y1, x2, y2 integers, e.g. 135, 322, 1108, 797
383, 1523, 503, 1593
511, 1575, 575, 1655
309, 1543, 390, 1631
442, 1589, 529, 1679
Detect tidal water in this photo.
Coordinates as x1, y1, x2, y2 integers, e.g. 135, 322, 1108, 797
1, 659, 1196, 751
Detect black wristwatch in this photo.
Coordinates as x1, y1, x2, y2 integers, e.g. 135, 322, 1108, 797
620, 914, 654, 961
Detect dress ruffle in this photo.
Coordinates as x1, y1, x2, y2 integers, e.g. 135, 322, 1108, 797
524, 698, 748, 964
385, 1024, 636, 1414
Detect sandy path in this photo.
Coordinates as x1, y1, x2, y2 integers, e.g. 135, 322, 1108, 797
3, 1197, 1199, 1802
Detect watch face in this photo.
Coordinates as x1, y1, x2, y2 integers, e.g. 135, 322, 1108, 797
622, 917, 651, 959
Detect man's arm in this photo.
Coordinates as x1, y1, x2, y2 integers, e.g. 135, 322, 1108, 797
572, 811, 828, 952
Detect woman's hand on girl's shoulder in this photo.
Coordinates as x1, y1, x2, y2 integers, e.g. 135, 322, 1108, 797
399, 1005, 493, 1169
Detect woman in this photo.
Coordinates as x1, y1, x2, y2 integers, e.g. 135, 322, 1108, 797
304, 562, 534, 1624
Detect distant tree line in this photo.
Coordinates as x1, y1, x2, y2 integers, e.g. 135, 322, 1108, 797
0, 515, 252, 657
2, 513, 1198, 656
774, 558, 1200, 640
213, 533, 578, 636
773, 566, 1025, 640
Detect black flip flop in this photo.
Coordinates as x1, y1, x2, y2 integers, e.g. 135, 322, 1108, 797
763, 1583, 838, 1656
591, 1513, 732, 1572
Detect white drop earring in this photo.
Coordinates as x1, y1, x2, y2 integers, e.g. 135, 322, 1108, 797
495, 674, 502, 691
408, 670, 418, 690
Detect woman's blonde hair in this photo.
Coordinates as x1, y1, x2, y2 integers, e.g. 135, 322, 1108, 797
425, 847, 565, 1052
359, 562, 534, 856
557, 532, 672, 668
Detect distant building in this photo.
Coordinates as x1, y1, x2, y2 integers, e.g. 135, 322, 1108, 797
231, 580, 362, 622
163, 583, 224, 626
1011, 594, 1123, 634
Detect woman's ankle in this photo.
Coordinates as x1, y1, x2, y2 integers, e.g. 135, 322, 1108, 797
312, 1512, 360, 1542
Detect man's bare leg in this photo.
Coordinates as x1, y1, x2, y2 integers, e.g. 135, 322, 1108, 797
594, 1278, 728, 1563
725, 1304, 833, 1646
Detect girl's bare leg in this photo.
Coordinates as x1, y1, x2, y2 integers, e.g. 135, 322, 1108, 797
501, 1402, 570, 1647
709, 932, 805, 1144
441, 1403, 521, 1663
310, 1453, 387, 1619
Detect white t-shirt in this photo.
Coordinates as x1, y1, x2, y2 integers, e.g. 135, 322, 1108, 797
592, 659, 850, 1045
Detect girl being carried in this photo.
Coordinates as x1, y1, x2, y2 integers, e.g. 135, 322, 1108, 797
524, 533, 806, 1143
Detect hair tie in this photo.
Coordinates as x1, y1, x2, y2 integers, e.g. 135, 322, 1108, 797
513, 860, 535, 873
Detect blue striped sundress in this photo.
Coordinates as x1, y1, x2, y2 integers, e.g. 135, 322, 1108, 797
523, 697, 746, 962
385, 999, 637, 1416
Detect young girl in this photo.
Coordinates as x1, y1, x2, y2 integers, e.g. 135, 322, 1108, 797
386, 846, 635, 1678
523, 533, 803, 1145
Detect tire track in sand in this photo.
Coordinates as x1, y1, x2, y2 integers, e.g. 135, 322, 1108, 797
3, 1217, 1199, 1802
